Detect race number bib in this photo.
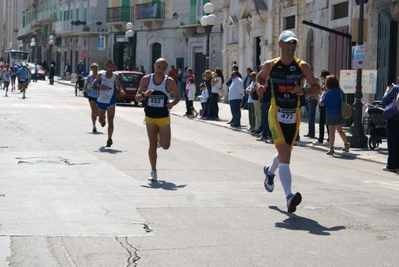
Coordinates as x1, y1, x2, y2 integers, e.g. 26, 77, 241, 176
148, 95, 165, 108
106, 83, 114, 96
277, 108, 296, 124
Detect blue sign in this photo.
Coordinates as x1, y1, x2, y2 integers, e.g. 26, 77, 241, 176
352, 45, 365, 69
98, 36, 105, 50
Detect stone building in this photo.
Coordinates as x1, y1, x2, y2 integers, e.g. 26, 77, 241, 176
1, 0, 398, 103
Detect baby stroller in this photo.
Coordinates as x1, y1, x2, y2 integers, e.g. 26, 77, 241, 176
366, 101, 386, 150
75, 75, 85, 97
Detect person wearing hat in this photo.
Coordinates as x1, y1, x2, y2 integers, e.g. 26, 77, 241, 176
16, 63, 31, 99
256, 30, 321, 213
76, 60, 84, 75
313, 70, 331, 146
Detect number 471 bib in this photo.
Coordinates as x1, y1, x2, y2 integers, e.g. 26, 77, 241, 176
277, 108, 296, 124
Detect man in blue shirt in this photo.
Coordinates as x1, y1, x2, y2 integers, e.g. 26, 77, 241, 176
16, 63, 30, 99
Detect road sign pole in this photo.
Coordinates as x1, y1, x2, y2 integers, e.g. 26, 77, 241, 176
350, 0, 368, 148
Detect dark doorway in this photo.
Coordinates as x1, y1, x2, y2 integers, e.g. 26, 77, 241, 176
328, 26, 350, 77
377, 12, 397, 100
151, 43, 162, 73
194, 52, 206, 94
255, 37, 261, 67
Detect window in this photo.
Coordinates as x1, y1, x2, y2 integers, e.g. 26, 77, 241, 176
333, 2, 348, 20
190, 0, 209, 24
284, 15, 295, 30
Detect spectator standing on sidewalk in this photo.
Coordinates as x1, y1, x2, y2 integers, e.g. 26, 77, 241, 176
209, 68, 224, 120
49, 65, 55, 85
303, 75, 319, 138
313, 70, 331, 146
76, 61, 84, 75
228, 70, 244, 127
319, 74, 350, 155
381, 83, 399, 172
197, 83, 209, 119
245, 72, 257, 132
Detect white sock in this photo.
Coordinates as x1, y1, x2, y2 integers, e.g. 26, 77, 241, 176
278, 163, 292, 197
269, 154, 279, 174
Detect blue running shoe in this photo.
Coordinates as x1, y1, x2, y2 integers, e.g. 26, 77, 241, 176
263, 166, 275, 192
287, 192, 302, 213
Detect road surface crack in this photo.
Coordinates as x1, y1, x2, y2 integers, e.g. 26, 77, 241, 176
115, 236, 140, 267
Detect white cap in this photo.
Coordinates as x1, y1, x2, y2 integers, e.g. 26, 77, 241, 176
279, 30, 298, 42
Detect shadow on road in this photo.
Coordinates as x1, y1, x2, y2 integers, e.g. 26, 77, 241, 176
141, 180, 187, 191
269, 206, 346, 236
98, 147, 123, 154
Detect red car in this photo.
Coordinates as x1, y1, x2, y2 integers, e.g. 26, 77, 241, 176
116, 71, 144, 105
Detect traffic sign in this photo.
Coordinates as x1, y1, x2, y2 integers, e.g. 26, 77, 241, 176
339, 69, 377, 94
81, 50, 90, 59
56, 47, 62, 53
352, 45, 365, 69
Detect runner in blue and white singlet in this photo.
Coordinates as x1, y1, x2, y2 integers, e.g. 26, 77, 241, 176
84, 63, 100, 133
96, 72, 117, 111
91, 60, 125, 147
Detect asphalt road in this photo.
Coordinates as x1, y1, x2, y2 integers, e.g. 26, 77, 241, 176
0, 80, 398, 267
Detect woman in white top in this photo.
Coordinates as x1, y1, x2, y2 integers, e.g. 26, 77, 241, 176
209, 68, 225, 120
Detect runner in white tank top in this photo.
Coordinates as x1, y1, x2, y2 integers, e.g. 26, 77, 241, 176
91, 60, 125, 148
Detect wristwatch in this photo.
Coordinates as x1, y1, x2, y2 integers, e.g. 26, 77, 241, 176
303, 87, 309, 95
141, 92, 145, 97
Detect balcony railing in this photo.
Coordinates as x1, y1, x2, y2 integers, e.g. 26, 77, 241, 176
135, 2, 165, 20
37, 9, 57, 22
106, 6, 133, 23
73, 21, 108, 34
55, 20, 73, 33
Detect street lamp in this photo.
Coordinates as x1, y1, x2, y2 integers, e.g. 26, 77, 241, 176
200, 2, 216, 70
30, 38, 36, 63
350, 0, 369, 148
19, 40, 23, 50
48, 35, 54, 63
9, 42, 12, 50
125, 22, 134, 70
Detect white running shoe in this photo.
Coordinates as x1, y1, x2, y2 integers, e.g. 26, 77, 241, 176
148, 170, 157, 181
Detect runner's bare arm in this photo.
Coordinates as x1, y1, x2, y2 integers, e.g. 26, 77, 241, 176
166, 77, 180, 109
135, 75, 150, 102
256, 62, 270, 95
91, 73, 104, 90
297, 62, 321, 96
115, 74, 125, 95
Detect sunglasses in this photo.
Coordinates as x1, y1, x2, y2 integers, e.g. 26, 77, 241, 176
283, 40, 297, 45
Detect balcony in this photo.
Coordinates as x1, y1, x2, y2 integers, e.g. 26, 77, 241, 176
135, 2, 165, 20
55, 20, 73, 36
30, 22, 43, 33
106, 6, 133, 30
73, 21, 108, 36
37, 9, 57, 23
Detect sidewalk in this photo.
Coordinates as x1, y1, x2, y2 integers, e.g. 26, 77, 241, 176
57, 79, 388, 165
168, 98, 387, 165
